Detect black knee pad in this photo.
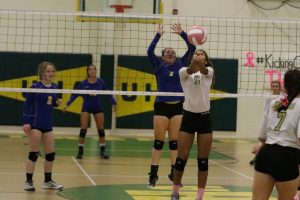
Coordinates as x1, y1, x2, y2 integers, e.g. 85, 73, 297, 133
174, 157, 187, 171
198, 158, 208, 171
45, 152, 56, 161
98, 129, 105, 137
28, 151, 39, 162
153, 140, 164, 150
79, 129, 87, 138
169, 140, 178, 150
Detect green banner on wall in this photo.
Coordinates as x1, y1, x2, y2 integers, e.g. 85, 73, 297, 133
0, 52, 92, 127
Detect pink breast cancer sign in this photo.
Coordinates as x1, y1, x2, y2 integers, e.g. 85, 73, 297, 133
265, 69, 284, 86
244, 51, 255, 68
244, 51, 284, 86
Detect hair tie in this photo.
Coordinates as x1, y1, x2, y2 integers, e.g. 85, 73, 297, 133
280, 95, 289, 108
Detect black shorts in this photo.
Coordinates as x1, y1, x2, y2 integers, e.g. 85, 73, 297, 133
255, 144, 299, 182
31, 126, 53, 133
154, 101, 183, 119
179, 110, 212, 134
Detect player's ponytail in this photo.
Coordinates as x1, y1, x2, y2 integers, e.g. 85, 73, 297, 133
273, 69, 300, 112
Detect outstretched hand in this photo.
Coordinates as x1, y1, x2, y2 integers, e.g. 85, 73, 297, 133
187, 59, 205, 74
56, 98, 62, 107
157, 24, 165, 36
171, 23, 183, 35
62, 105, 68, 113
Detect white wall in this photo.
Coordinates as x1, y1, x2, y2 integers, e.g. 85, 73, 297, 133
0, 0, 76, 11
1, 0, 299, 18
163, 0, 300, 19
0, 0, 299, 138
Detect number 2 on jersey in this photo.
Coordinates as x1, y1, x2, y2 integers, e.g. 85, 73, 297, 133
47, 96, 53, 105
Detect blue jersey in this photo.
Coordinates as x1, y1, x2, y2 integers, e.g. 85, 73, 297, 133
147, 32, 196, 102
66, 78, 116, 112
22, 82, 60, 130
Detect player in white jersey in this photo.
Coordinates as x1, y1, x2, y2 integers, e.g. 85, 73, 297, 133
170, 49, 214, 200
251, 69, 300, 200
249, 80, 282, 165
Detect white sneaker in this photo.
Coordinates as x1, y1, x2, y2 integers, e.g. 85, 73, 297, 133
170, 192, 180, 200
42, 181, 63, 190
24, 181, 35, 191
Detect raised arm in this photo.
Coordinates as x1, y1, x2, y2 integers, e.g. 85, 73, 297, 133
147, 24, 164, 70
171, 23, 196, 65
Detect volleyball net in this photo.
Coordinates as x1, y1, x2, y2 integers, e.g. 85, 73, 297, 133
0, 10, 299, 130
1, 10, 299, 97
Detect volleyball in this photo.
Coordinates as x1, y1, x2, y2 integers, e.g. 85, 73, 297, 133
187, 25, 207, 46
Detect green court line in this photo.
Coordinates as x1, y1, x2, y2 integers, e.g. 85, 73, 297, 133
58, 184, 278, 200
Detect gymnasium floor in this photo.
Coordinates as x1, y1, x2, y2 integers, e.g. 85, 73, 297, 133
0, 134, 278, 200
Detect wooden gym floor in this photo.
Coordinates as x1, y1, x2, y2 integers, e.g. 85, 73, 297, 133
0, 134, 278, 200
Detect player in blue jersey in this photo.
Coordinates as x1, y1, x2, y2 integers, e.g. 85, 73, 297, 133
23, 61, 63, 191
251, 69, 300, 200
63, 64, 116, 159
147, 23, 196, 188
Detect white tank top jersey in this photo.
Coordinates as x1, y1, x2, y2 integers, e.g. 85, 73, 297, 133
179, 67, 214, 113
258, 98, 300, 149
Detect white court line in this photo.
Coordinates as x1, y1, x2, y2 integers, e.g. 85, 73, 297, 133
71, 156, 97, 186
209, 159, 253, 181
